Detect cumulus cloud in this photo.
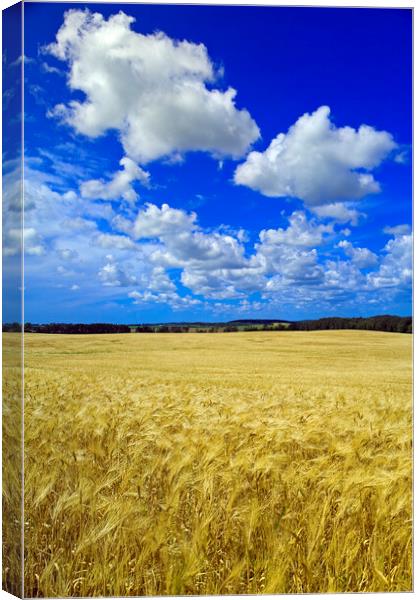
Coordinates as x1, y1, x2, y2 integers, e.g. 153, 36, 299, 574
98, 255, 137, 287
155, 230, 247, 269
130, 203, 249, 288
20, 163, 145, 300
62, 217, 97, 231
234, 106, 396, 206
95, 233, 137, 250
367, 233, 412, 289
260, 245, 324, 286
129, 266, 203, 309
129, 289, 201, 309
147, 266, 177, 293
47, 9, 259, 163
323, 259, 366, 292
18, 159, 411, 315
180, 266, 265, 300
251, 211, 338, 289
133, 203, 197, 240
80, 157, 150, 204
120, 201, 257, 299
258, 211, 334, 248
128, 204, 336, 298
337, 240, 378, 268
120, 201, 412, 304
3, 162, 44, 258
311, 203, 363, 225
4, 227, 45, 257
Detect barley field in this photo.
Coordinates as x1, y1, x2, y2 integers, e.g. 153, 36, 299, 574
2, 333, 22, 597
17, 330, 413, 595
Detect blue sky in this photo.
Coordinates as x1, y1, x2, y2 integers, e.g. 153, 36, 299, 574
4, 3, 412, 323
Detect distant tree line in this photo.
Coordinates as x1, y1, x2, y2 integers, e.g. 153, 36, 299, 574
136, 325, 190, 333
136, 324, 289, 333
2, 315, 411, 334
21, 323, 131, 334
288, 315, 412, 334
3, 322, 21, 332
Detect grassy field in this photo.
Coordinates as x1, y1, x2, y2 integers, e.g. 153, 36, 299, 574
2, 333, 22, 597
18, 330, 412, 595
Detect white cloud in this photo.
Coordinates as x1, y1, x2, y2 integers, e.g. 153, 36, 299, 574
383, 224, 411, 236
129, 289, 201, 310
234, 106, 396, 206
261, 246, 324, 286
337, 240, 378, 268
98, 255, 137, 287
253, 212, 334, 287
3, 227, 45, 257
133, 203, 196, 240
124, 202, 412, 303
3, 228, 21, 257
180, 266, 264, 300
311, 203, 363, 225
259, 211, 334, 248
125, 201, 258, 299
18, 160, 411, 315
20, 163, 153, 302
62, 217, 97, 231
133, 204, 247, 269
111, 214, 134, 236
128, 265, 202, 309
80, 156, 150, 204
323, 259, 366, 292
394, 150, 409, 164
153, 230, 247, 269
41, 61, 63, 75
10, 55, 35, 68
2, 161, 23, 257
367, 233, 412, 289
24, 228, 47, 256
175, 212, 332, 299
147, 266, 177, 293
95, 233, 137, 250
47, 9, 259, 163
58, 248, 79, 261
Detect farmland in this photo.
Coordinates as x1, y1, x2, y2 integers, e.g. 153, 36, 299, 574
19, 330, 412, 595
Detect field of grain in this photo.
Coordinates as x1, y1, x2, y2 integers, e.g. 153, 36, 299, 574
2, 333, 23, 597
19, 330, 412, 596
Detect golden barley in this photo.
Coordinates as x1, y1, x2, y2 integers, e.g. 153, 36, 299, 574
6, 330, 411, 595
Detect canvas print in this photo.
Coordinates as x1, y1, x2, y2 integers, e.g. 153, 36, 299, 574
2, 2, 412, 597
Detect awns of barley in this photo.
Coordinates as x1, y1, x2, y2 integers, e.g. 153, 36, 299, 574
15, 330, 412, 596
